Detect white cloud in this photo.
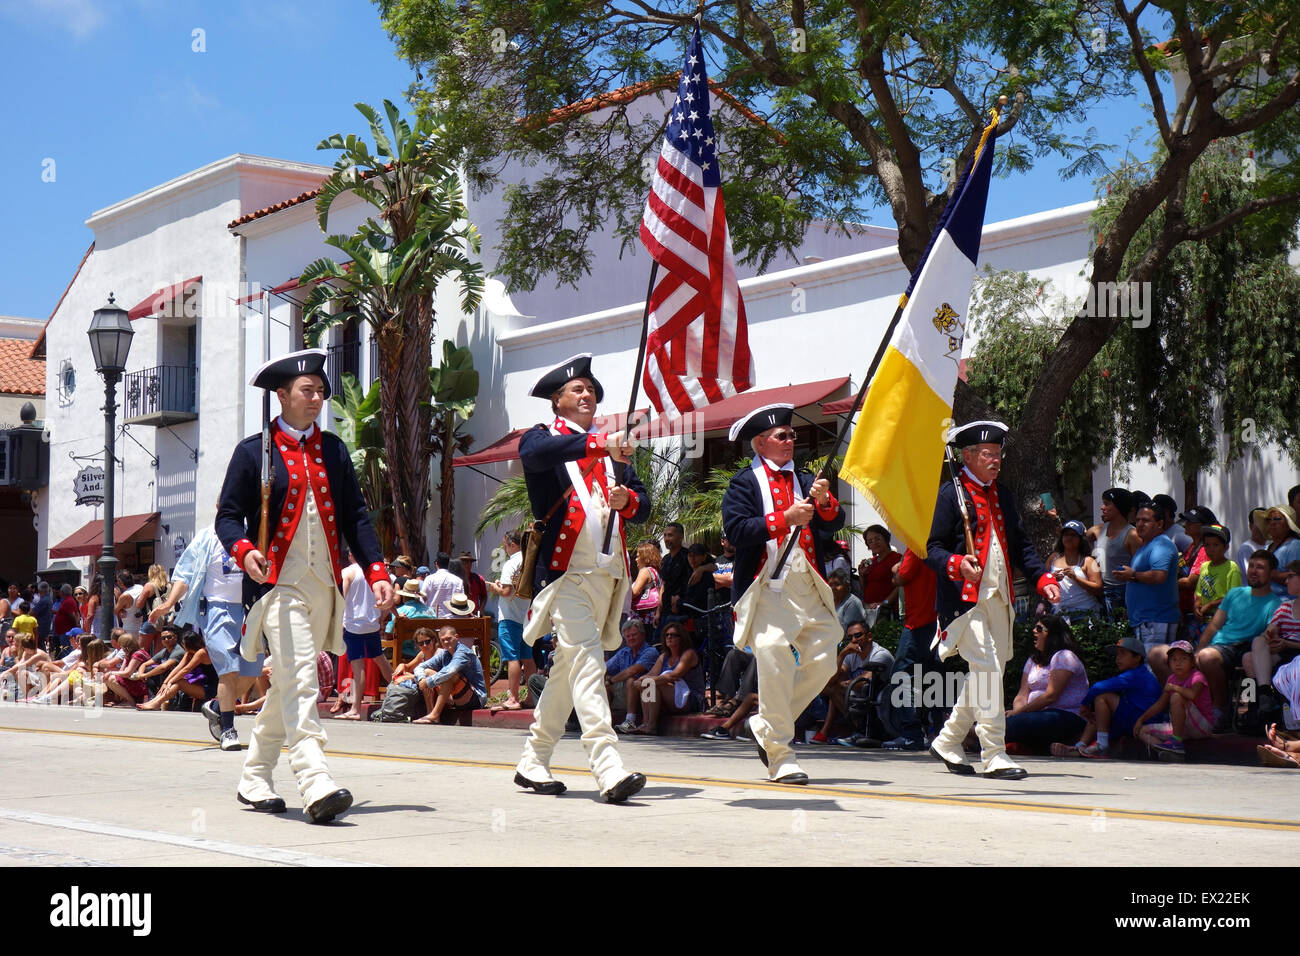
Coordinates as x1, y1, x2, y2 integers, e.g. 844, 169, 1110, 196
0, 0, 110, 40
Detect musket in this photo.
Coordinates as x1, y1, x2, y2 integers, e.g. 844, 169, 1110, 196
257, 289, 272, 556
945, 444, 977, 562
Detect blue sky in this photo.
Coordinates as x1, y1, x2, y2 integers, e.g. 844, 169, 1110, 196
1, 0, 1163, 321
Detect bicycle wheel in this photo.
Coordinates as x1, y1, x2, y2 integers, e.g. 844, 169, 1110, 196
489, 642, 507, 683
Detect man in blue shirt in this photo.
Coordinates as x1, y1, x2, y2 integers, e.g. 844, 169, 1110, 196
607, 619, 659, 732
1185, 551, 1282, 725
1057, 635, 1162, 758
412, 625, 487, 724
1114, 504, 1180, 673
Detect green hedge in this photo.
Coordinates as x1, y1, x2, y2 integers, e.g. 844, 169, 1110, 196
1004, 613, 1134, 701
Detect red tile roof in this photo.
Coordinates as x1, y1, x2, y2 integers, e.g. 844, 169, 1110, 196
0, 338, 47, 396
227, 163, 395, 230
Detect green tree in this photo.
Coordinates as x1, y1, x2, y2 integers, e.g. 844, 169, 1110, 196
378, 0, 1300, 513
429, 340, 480, 554
302, 99, 484, 563
968, 140, 1300, 525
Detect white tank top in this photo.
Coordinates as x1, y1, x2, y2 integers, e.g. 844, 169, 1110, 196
342, 567, 380, 633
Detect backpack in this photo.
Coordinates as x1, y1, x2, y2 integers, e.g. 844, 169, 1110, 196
370, 683, 427, 722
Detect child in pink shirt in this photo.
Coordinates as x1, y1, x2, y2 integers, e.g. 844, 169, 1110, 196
1134, 640, 1213, 759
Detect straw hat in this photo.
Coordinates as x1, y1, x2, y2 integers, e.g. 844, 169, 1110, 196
444, 593, 477, 617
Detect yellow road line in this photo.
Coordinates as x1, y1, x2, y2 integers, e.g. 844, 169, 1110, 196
4, 724, 1297, 833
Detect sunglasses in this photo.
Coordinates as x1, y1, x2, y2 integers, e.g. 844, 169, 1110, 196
1033, 624, 1047, 632
664, 630, 684, 638
417, 638, 434, 647
768, 431, 796, 442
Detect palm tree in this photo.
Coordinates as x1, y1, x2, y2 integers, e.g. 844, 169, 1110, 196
429, 341, 478, 554
302, 99, 483, 563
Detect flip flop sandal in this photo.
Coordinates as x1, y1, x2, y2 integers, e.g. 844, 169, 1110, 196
1257, 745, 1300, 768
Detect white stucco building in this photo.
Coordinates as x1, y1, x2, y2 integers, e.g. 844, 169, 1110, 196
26, 148, 1299, 579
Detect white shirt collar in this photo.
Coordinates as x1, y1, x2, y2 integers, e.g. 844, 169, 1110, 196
557, 416, 594, 435
761, 456, 795, 474
962, 465, 991, 488
276, 416, 315, 444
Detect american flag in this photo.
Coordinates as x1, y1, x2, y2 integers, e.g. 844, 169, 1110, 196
638, 24, 753, 419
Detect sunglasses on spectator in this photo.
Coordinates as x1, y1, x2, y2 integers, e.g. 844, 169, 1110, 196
1033, 623, 1047, 633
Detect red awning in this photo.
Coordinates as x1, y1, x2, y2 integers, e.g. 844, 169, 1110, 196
453, 410, 649, 469
127, 277, 201, 320
453, 377, 848, 468
48, 512, 161, 559
822, 361, 968, 418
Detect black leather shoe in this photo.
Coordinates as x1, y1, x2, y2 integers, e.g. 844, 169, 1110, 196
236, 792, 286, 814
774, 771, 809, 785
305, 788, 353, 824
514, 772, 567, 796
601, 772, 646, 803
982, 766, 1028, 780
930, 746, 975, 775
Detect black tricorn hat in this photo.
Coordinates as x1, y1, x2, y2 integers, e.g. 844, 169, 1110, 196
947, 419, 1008, 447
729, 403, 794, 444
531, 352, 603, 402
250, 348, 331, 399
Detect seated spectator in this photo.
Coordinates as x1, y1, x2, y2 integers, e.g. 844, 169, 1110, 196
699, 691, 759, 742
1261, 506, 1300, 599
0, 633, 50, 699
32, 638, 108, 705
1246, 559, 1300, 723
605, 619, 658, 728
857, 525, 901, 618
1133, 640, 1213, 759
103, 633, 150, 706
389, 626, 437, 687
412, 625, 487, 724
386, 580, 438, 659
138, 629, 215, 711
623, 623, 705, 734
627, 540, 663, 632
812, 621, 894, 745
1048, 521, 1103, 617
1192, 524, 1241, 632
92, 628, 127, 678
1113, 503, 1180, 674
37, 630, 83, 679
1257, 722, 1300, 768
1005, 615, 1090, 748
828, 568, 866, 633
702, 646, 757, 721
1159, 551, 1281, 729
1052, 635, 1161, 758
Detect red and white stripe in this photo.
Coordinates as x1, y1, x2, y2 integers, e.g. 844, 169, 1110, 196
638, 131, 753, 418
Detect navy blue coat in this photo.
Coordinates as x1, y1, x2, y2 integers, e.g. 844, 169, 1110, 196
924, 478, 1049, 628
722, 465, 845, 603
518, 424, 651, 590
215, 429, 383, 614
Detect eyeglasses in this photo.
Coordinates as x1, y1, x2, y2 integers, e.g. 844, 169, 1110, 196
1033, 624, 1047, 632
664, 631, 683, 638
768, 431, 796, 442
417, 639, 434, 647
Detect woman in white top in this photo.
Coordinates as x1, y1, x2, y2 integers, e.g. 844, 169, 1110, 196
1048, 520, 1104, 616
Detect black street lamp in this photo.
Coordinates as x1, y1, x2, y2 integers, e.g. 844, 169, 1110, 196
88, 294, 134, 640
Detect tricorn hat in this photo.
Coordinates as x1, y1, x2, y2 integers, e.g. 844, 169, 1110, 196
947, 420, 1008, 447
531, 353, 603, 402
250, 348, 331, 399
729, 403, 794, 444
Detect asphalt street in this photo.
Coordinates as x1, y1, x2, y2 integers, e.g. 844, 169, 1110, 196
0, 702, 1295, 867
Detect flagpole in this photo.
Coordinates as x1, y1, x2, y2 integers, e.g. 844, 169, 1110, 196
600, 259, 659, 553
768, 99, 1004, 581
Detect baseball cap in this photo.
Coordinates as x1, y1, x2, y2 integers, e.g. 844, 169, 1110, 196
1201, 524, 1230, 545
1177, 505, 1217, 526
1062, 520, 1087, 536
416, 566, 430, 576
140, 621, 159, 635
1166, 640, 1195, 658
1107, 634, 1146, 659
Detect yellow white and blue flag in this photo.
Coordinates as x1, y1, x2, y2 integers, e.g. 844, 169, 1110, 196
840, 123, 999, 555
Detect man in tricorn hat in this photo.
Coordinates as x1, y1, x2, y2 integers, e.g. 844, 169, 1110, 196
512, 353, 651, 803
722, 403, 844, 785
925, 420, 1059, 780
216, 348, 393, 823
